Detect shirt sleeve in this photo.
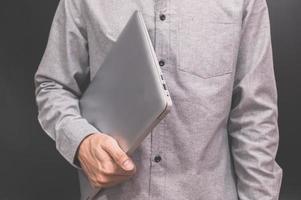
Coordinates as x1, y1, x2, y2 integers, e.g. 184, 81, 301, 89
228, 0, 283, 199
34, 0, 99, 168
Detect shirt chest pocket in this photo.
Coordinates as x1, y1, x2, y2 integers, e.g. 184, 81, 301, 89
178, 22, 239, 79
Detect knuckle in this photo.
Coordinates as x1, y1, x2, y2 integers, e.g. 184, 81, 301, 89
102, 138, 114, 149
96, 175, 108, 185
90, 144, 99, 153
103, 136, 114, 145
102, 167, 115, 176
95, 176, 104, 184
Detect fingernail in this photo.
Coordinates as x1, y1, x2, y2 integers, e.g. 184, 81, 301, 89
123, 159, 134, 170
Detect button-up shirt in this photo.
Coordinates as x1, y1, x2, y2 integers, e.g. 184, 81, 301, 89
34, 0, 283, 199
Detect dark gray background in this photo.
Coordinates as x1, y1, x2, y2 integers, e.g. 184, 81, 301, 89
0, 0, 300, 199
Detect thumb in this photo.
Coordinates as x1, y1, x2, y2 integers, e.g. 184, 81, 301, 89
102, 137, 135, 171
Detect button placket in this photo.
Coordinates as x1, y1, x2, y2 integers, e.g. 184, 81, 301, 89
153, 0, 169, 159
154, 2, 169, 69
149, 1, 170, 199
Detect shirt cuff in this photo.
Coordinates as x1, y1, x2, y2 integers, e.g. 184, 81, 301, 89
56, 118, 99, 169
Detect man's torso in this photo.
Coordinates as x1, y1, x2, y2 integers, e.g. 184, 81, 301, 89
78, 0, 243, 199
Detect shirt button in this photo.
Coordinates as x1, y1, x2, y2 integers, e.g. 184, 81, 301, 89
159, 14, 166, 21
154, 155, 162, 163
159, 60, 165, 66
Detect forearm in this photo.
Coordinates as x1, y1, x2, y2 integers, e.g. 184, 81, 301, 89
34, 76, 98, 167
228, 0, 283, 199
34, 0, 98, 168
228, 81, 283, 199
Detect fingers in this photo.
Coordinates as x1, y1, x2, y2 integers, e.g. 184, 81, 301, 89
94, 147, 135, 176
77, 133, 137, 189
90, 147, 135, 188
101, 137, 135, 172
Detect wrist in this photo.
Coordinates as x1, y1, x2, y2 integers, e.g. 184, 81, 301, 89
75, 132, 97, 167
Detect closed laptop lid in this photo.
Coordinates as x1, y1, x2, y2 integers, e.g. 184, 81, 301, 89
79, 10, 171, 153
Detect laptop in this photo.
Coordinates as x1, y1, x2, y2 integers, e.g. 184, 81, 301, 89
79, 10, 172, 155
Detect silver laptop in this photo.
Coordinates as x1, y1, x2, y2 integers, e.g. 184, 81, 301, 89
79, 10, 172, 155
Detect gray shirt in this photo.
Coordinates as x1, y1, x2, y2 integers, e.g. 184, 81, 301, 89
34, 0, 283, 199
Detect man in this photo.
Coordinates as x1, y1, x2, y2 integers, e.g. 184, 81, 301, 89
34, 0, 283, 199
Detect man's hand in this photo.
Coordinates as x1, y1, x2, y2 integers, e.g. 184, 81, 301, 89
78, 133, 136, 188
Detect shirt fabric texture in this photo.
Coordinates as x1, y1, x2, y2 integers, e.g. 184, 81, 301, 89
34, 0, 283, 199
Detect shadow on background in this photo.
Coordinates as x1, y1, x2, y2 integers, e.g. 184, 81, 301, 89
0, 0, 300, 199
